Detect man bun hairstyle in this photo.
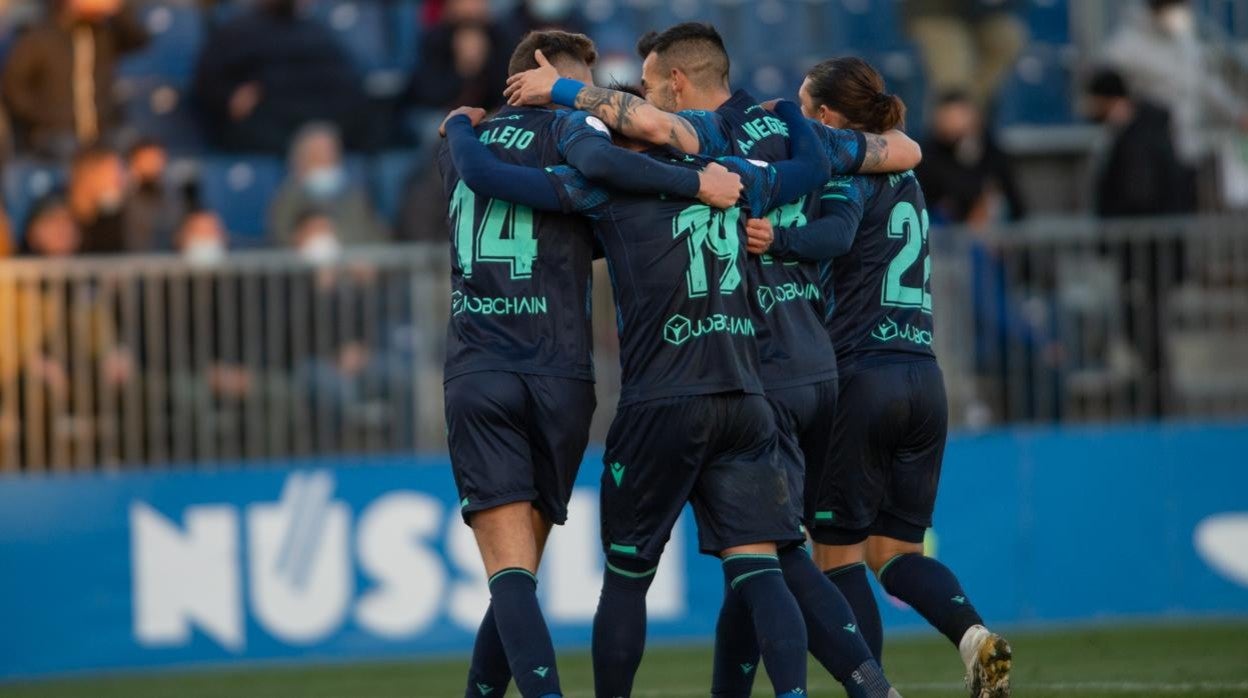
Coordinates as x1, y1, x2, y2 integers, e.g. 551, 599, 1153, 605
805, 57, 906, 133
635, 22, 730, 89
508, 30, 598, 77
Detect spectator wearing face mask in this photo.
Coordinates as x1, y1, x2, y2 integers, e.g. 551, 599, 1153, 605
270, 123, 387, 248
176, 208, 229, 267
290, 208, 344, 267
1, 0, 149, 159
406, 0, 512, 112
67, 145, 129, 254
1103, 0, 1248, 172
122, 138, 190, 251
915, 91, 1027, 227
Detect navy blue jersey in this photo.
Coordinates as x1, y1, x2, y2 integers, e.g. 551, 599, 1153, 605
546, 151, 793, 406
681, 91, 867, 388
437, 106, 610, 382
823, 171, 936, 373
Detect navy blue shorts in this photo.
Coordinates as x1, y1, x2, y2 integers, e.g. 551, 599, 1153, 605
766, 378, 839, 531
445, 371, 595, 526
600, 393, 803, 561
810, 359, 947, 546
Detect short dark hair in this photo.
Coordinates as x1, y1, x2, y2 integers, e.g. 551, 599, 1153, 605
635, 22, 729, 89
70, 145, 120, 175
934, 90, 973, 108
508, 30, 597, 77
1086, 68, 1129, 99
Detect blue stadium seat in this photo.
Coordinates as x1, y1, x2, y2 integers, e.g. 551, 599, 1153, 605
195, 156, 284, 244
369, 149, 423, 224
1027, 0, 1070, 45
3, 161, 69, 238
390, 1, 423, 70
310, 0, 392, 71
118, 3, 205, 83
120, 79, 208, 153
995, 43, 1076, 126
832, 0, 908, 52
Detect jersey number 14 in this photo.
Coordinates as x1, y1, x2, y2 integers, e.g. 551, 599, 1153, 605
449, 181, 538, 280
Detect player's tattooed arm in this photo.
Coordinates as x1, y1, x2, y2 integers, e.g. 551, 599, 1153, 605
858, 130, 922, 174
572, 86, 702, 154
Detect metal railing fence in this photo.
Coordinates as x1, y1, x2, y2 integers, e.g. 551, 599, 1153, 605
0, 215, 1245, 472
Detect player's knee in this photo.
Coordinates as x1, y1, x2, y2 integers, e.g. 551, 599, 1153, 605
472, 502, 540, 574
811, 542, 865, 572
865, 537, 923, 574
603, 554, 659, 593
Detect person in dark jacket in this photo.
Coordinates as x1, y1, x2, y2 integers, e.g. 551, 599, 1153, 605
1, 0, 148, 158
916, 90, 1027, 226
1085, 68, 1194, 217
190, 0, 374, 153
406, 0, 512, 112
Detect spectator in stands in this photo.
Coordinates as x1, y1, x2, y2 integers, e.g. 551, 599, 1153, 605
903, 0, 1027, 111
1, 0, 149, 159
916, 91, 1027, 226
190, 0, 375, 153
407, 0, 512, 112
1084, 68, 1192, 218
122, 138, 188, 251
19, 194, 80, 257
1102, 0, 1248, 204
67, 145, 128, 253
270, 123, 387, 247
176, 208, 228, 267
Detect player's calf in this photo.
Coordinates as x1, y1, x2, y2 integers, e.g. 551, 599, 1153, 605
592, 554, 658, 698
867, 535, 1011, 698
720, 544, 808, 698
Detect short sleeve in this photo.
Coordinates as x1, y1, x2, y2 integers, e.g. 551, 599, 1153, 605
678, 110, 732, 157
543, 165, 609, 217
814, 125, 868, 175
553, 110, 612, 159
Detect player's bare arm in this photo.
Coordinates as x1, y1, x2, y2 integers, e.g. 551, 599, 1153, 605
861, 130, 921, 173
504, 50, 701, 153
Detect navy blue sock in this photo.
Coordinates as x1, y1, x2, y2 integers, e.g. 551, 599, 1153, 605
826, 562, 884, 662
878, 553, 984, 648
711, 581, 758, 698
722, 554, 807, 697
465, 604, 511, 698
778, 547, 886, 695
488, 568, 561, 698
592, 555, 656, 698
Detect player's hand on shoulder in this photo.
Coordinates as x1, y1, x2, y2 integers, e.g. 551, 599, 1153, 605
758, 99, 782, 113
439, 106, 487, 137
745, 217, 774, 255
504, 49, 560, 107
697, 162, 744, 209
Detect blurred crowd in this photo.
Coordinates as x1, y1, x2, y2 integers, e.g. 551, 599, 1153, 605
0, 0, 592, 263
0, 0, 1245, 467
0, 0, 1242, 260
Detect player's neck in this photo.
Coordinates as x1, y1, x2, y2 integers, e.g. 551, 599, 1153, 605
682, 88, 732, 112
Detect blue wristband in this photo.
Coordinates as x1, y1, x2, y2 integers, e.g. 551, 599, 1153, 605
551, 78, 585, 108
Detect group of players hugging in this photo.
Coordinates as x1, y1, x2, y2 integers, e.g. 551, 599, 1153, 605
436, 21, 1012, 698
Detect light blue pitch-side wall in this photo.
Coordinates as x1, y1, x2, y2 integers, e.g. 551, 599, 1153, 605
1, 422, 1245, 681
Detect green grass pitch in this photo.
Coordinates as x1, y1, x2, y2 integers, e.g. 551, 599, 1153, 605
3, 622, 1246, 697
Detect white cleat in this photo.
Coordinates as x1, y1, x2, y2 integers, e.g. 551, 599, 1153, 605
960, 625, 1012, 698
